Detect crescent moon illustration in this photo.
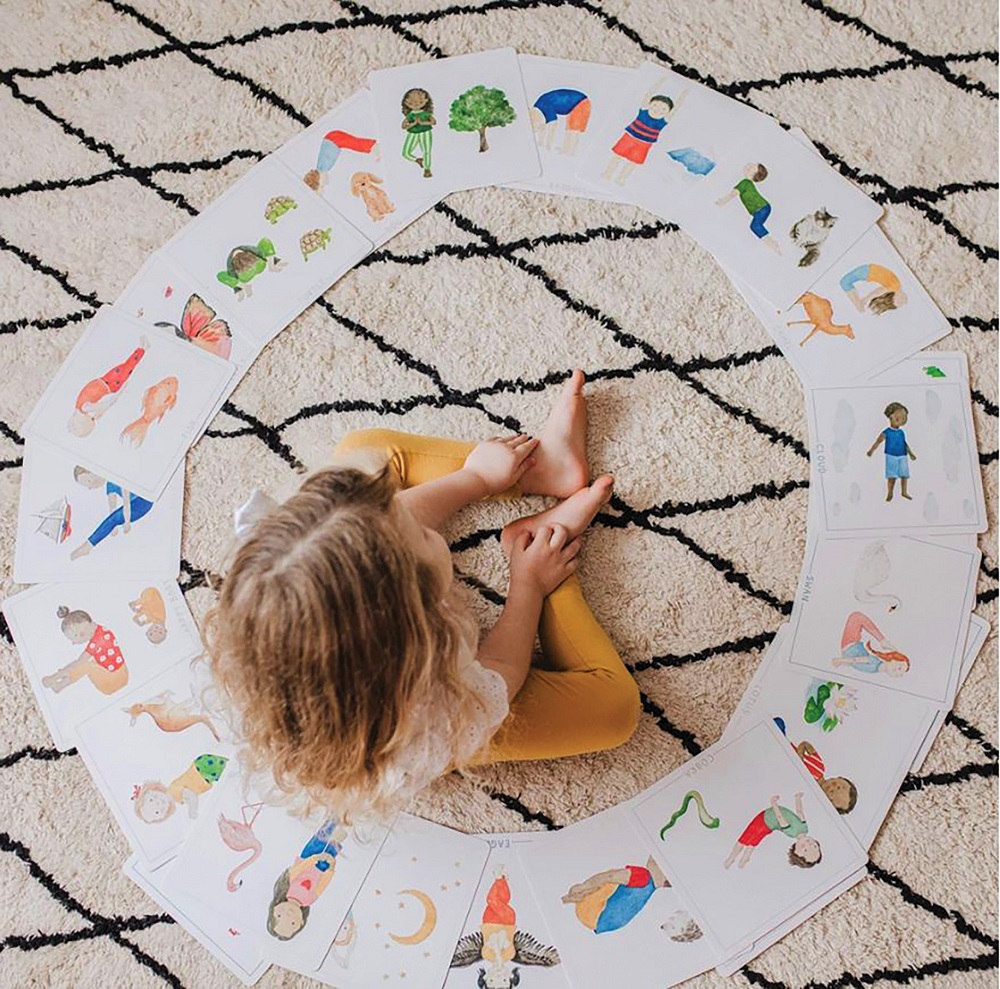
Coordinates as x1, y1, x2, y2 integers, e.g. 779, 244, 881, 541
388, 888, 437, 945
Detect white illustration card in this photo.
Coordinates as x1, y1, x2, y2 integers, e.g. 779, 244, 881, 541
306, 814, 490, 988
2, 579, 204, 751
734, 224, 950, 385
443, 833, 570, 989
807, 353, 987, 536
630, 721, 867, 962
21, 307, 233, 500
162, 156, 372, 346
275, 89, 441, 248
517, 807, 716, 989
721, 624, 937, 848
13, 438, 183, 585
75, 657, 235, 869
368, 47, 541, 199
574, 61, 772, 216
164, 770, 390, 972
787, 536, 979, 703
504, 56, 636, 202
124, 854, 269, 986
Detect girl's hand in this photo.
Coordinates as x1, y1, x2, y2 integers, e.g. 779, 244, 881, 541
509, 524, 580, 597
463, 435, 539, 495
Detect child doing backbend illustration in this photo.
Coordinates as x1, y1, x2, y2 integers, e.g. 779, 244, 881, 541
562, 857, 669, 933
724, 793, 822, 870
832, 611, 910, 679
840, 263, 908, 316
43, 604, 129, 696
68, 337, 148, 438
206, 371, 640, 824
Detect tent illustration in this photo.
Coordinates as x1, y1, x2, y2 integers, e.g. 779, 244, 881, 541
32, 497, 72, 543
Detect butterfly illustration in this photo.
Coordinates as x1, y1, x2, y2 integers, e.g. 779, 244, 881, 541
155, 294, 232, 360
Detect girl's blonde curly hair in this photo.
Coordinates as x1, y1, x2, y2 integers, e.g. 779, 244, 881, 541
203, 462, 486, 823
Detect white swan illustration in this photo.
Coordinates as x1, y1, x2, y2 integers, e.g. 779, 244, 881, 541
853, 541, 902, 613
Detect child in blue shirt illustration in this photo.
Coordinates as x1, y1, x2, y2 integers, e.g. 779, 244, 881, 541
866, 402, 916, 501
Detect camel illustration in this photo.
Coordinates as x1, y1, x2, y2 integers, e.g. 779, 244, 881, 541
218, 803, 265, 891
852, 541, 902, 613
123, 689, 221, 740
787, 292, 854, 347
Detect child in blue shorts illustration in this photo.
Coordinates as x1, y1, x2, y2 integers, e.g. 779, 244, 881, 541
866, 402, 916, 501
716, 163, 781, 255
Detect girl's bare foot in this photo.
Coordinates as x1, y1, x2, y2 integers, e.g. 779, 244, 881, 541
519, 370, 589, 498
501, 475, 614, 558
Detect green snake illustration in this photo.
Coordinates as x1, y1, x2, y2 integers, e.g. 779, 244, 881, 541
659, 790, 720, 840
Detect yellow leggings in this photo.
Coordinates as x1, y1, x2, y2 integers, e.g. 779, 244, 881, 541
334, 429, 641, 763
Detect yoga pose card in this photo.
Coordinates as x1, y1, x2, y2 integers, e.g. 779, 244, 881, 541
75, 657, 235, 869
721, 624, 937, 848
13, 438, 183, 585
2, 579, 203, 751
787, 536, 979, 704
444, 833, 570, 989
124, 855, 269, 985
304, 814, 490, 988
517, 808, 716, 989
21, 307, 234, 500
275, 89, 441, 248
162, 156, 372, 346
630, 721, 867, 965
504, 56, 635, 202
368, 48, 541, 199
734, 224, 951, 385
164, 771, 391, 972
807, 353, 987, 536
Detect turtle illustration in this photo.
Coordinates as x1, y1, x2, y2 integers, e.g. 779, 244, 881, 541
216, 239, 285, 299
300, 227, 332, 262
264, 196, 297, 224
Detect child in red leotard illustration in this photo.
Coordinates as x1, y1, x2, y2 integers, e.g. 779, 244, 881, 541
68, 336, 148, 438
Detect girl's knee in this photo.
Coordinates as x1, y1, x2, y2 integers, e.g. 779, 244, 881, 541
334, 428, 399, 458
599, 674, 641, 749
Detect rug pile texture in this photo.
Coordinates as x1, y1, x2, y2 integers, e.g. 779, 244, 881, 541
0, 1, 996, 986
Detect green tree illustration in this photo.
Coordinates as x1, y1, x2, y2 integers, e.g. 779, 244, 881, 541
448, 85, 517, 153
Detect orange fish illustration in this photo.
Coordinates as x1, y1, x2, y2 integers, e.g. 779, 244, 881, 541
120, 376, 178, 447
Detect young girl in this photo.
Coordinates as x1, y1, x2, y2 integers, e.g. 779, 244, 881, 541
833, 611, 910, 679
400, 88, 435, 178
43, 604, 129, 695
206, 372, 640, 822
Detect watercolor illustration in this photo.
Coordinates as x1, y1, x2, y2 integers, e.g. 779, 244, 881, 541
715, 163, 781, 255
300, 228, 331, 261
401, 88, 435, 178
449, 85, 517, 153
853, 541, 901, 613
866, 402, 916, 501
218, 802, 265, 891
264, 196, 297, 224
723, 793, 822, 870
329, 910, 358, 968
267, 817, 348, 941
350, 171, 396, 221
840, 263, 907, 315
217, 239, 286, 299
124, 688, 220, 740
120, 377, 178, 448
451, 867, 561, 988
661, 909, 704, 943
774, 718, 858, 815
658, 790, 721, 840
389, 888, 438, 945
804, 680, 857, 732
562, 857, 668, 934
833, 611, 910, 679
665, 146, 716, 176
133, 753, 228, 824
68, 467, 154, 562
128, 586, 168, 644
787, 292, 854, 347
304, 129, 379, 192
529, 88, 591, 154
154, 293, 232, 360
789, 208, 837, 267
923, 365, 946, 378
32, 496, 72, 544
69, 338, 148, 438
602, 89, 685, 185
43, 604, 129, 696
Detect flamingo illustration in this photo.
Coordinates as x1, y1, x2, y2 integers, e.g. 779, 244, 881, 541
852, 541, 902, 613
217, 803, 264, 891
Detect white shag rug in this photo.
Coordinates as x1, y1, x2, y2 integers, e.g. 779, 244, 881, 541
0, 1, 996, 987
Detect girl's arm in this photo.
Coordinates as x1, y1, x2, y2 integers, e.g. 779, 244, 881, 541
907, 441, 917, 459
770, 796, 789, 829
715, 189, 737, 206
396, 435, 538, 530
562, 868, 631, 902
794, 792, 805, 822
478, 526, 580, 701
866, 432, 886, 456
122, 491, 132, 530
